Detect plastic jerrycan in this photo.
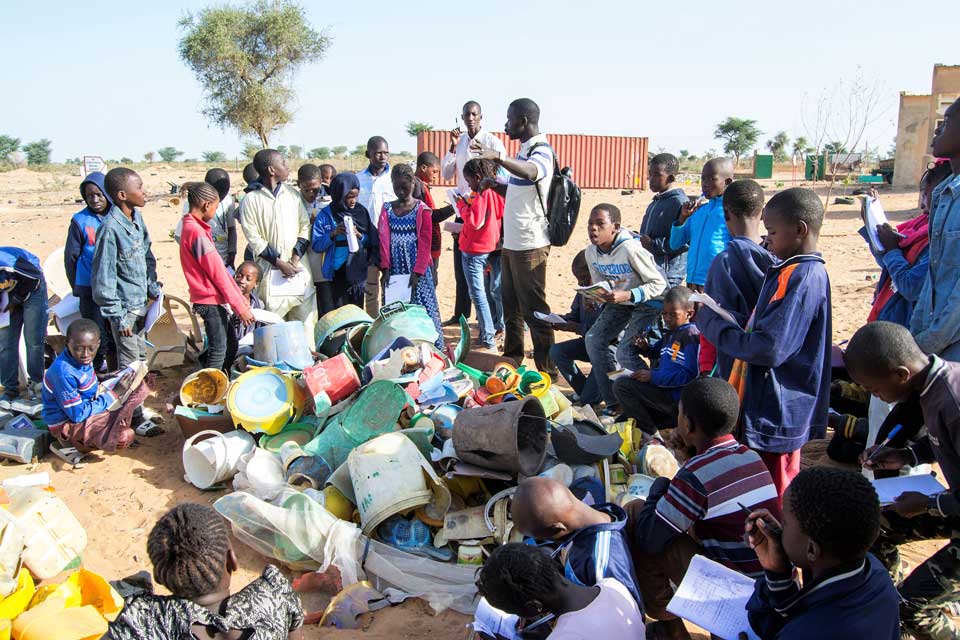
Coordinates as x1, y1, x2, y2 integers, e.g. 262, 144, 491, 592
7, 488, 87, 580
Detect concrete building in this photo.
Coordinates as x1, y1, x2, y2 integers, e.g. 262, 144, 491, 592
893, 64, 960, 188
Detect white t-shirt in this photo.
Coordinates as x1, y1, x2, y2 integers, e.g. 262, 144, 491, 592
441, 128, 507, 195
502, 133, 553, 251
357, 165, 396, 229
549, 578, 645, 640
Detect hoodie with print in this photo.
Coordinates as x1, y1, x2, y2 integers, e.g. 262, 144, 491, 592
585, 229, 667, 306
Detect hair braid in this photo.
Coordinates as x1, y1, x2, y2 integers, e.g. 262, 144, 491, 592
147, 503, 230, 598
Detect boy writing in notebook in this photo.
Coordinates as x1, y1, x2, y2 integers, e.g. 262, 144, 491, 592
700, 179, 776, 378
696, 187, 831, 497
845, 321, 960, 638
744, 467, 899, 639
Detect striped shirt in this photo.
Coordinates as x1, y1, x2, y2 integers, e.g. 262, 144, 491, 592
502, 134, 553, 251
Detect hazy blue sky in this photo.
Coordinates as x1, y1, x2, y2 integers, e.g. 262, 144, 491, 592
1, 0, 954, 162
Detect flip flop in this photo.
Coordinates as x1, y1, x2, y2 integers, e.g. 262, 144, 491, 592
50, 442, 87, 468
133, 419, 162, 437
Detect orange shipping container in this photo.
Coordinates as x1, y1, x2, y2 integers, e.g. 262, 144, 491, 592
417, 131, 648, 190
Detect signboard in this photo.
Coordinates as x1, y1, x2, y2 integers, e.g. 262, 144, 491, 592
82, 156, 106, 175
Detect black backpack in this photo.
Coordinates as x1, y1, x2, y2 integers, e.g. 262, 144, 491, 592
527, 142, 582, 247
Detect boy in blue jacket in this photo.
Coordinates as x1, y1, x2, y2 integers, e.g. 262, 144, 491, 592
614, 286, 699, 437
669, 158, 733, 291
696, 187, 831, 497
65, 171, 114, 372
701, 179, 776, 378
0, 246, 47, 411
637, 153, 688, 287
549, 251, 603, 406
744, 466, 899, 640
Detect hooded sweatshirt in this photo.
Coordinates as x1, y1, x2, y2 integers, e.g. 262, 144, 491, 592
311, 173, 376, 283
65, 172, 113, 292
639, 187, 688, 285
585, 229, 667, 306
668, 196, 731, 286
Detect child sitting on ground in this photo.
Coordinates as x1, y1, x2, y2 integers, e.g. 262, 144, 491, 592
638, 153, 689, 287
744, 466, 899, 639
549, 251, 603, 406
696, 187, 831, 497
699, 179, 776, 378
583, 203, 668, 415
476, 543, 644, 640
844, 321, 960, 638
225, 261, 264, 368
627, 377, 779, 639
669, 158, 734, 292
107, 503, 304, 639
178, 182, 254, 372
614, 285, 699, 438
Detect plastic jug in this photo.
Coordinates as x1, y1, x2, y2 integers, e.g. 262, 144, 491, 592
7, 488, 87, 580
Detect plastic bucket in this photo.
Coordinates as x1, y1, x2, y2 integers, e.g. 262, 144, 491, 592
254, 321, 314, 370
361, 302, 439, 362
315, 304, 373, 352
182, 429, 256, 489
452, 396, 548, 476
259, 422, 317, 454
348, 432, 435, 535
226, 367, 297, 435
179, 368, 229, 407
302, 354, 361, 407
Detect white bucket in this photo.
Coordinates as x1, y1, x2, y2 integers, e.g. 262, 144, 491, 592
183, 429, 256, 489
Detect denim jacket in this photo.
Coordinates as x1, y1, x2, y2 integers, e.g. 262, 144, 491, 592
91, 206, 160, 327
912, 173, 960, 357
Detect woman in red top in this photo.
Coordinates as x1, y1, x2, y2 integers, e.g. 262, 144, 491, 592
456, 159, 504, 349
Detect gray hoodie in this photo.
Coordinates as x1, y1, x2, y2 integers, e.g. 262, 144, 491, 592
585, 229, 667, 306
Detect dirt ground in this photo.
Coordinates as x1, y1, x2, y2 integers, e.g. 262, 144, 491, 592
0, 165, 939, 638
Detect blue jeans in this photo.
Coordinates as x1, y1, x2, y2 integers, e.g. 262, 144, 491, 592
485, 252, 504, 333
0, 278, 47, 396
550, 337, 601, 405
462, 251, 495, 345
585, 303, 661, 405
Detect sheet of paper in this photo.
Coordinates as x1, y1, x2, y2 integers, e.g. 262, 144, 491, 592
445, 188, 461, 207
144, 291, 164, 333
534, 310, 568, 325
864, 196, 891, 253
472, 598, 520, 640
667, 554, 760, 640
607, 368, 634, 381
343, 216, 360, 253
384, 274, 412, 305
690, 292, 738, 325
442, 221, 463, 234
251, 308, 285, 325
872, 474, 946, 505
0, 293, 10, 329
269, 268, 311, 297
575, 281, 613, 302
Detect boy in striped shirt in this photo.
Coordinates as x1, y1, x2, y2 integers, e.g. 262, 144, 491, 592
626, 377, 780, 639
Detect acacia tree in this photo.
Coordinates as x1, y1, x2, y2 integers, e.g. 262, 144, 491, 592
158, 147, 184, 162
766, 131, 790, 162
23, 139, 52, 165
309, 147, 331, 159
405, 121, 433, 137
178, 0, 330, 147
714, 117, 761, 167
202, 150, 227, 162
144, 151, 156, 162
0, 135, 19, 162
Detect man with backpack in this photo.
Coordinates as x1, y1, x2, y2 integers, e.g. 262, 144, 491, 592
474, 98, 559, 374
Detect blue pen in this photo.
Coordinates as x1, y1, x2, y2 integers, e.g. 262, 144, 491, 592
866, 424, 904, 463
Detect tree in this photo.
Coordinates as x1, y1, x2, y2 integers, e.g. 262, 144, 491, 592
144, 151, 156, 163
823, 141, 848, 154
157, 147, 184, 162
678, 149, 689, 162
309, 147, 331, 159
791, 136, 812, 163
178, 0, 331, 147
766, 131, 790, 162
405, 121, 433, 137
332, 145, 347, 158
242, 142, 262, 159
289, 145, 303, 160
203, 150, 227, 162
23, 139, 52, 165
351, 144, 366, 156
714, 117, 761, 167
277, 145, 288, 157
120, 157, 133, 164
0, 135, 20, 161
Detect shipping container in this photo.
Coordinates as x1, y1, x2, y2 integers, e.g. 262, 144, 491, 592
417, 131, 649, 190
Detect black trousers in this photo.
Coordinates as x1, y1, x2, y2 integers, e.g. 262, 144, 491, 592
614, 378, 679, 436
195, 303, 230, 372
451, 234, 472, 320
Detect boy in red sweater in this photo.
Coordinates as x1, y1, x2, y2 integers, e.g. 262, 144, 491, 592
179, 182, 255, 372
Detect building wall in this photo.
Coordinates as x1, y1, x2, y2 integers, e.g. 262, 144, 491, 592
928, 65, 960, 164
894, 93, 932, 188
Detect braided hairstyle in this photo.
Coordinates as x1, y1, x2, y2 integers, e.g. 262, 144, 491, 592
462, 158, 498, 183
787, 467, 881, 560
181, 181, 219, 210
475, 543, 561, 615
147, 503, 230, 598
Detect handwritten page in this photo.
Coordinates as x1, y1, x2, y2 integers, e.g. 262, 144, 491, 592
690, 292, 738, 325
534, 310, 568, 325
384, 274, 412, 305
667, 554, 760, 640
864, 197, 890, 253
872, 474, 946, 505
269, 268, 311, 297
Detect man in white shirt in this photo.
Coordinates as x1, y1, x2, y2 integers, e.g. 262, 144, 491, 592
476, 98, 557, 375
440, 101, 507, 326
356, 136, 395, 316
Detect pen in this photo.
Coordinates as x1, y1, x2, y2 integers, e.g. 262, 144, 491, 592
739, 502, 782, 536
865, 424, 904, 464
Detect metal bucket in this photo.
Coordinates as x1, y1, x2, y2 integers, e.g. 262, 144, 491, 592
452, 396, 548, 476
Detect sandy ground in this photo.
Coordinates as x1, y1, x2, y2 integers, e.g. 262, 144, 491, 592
0, 165, 938, 638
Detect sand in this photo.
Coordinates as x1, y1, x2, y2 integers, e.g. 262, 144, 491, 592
0, 165, 937, 638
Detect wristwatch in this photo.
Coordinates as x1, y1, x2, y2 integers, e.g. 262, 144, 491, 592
927, 493, 946, 517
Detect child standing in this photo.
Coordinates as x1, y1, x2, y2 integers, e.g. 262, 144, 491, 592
107, 503, 304, 639
358, 136, 396, 316
700, 179, 776, 378
179, 182, 254, 372
413, 152, 453, 276
65, 171, 115, 371
298, 163, 333, 315
614, 286, 700, 437
224, 261, 264, 369
669, 158, 734, 291
583, 204, 667, 414
456, 158, 504, 349
0, 246, 47, 410
696, 187, 831, 496
379, 165, 443, 349
638, 153, 688, 287
312, 173, 375, 314
203, 168, 239, 270
550, 251, 603, 406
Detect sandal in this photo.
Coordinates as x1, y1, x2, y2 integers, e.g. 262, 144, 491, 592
50, 442, 87, 468
133, 419, 162, 437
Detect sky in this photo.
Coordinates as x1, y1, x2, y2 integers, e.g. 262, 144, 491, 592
1, 0, 955, 163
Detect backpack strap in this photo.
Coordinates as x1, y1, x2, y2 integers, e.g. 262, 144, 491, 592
524, 141, 557, 216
